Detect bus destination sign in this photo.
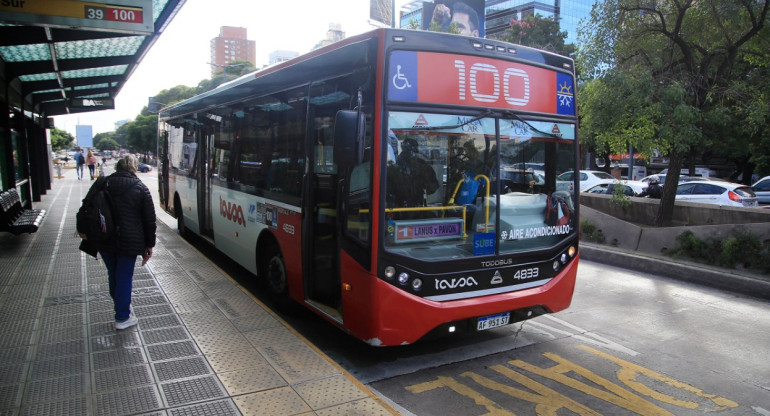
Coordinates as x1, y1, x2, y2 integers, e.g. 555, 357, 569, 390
388, 50, 575, 116
393, 218, 464, 244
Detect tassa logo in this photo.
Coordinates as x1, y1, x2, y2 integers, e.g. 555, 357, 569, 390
219, 196, 246, 227
435, 276, 478, 290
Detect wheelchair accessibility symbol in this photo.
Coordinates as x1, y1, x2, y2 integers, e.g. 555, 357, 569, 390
392, 65, 412, 90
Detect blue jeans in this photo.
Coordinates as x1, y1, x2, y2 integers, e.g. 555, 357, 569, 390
76, 163, 84, 178
99, 251, 137, 322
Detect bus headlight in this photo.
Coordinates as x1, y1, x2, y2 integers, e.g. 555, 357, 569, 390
560, 253, 568, 264
568, 246, 577, 258
553, 260, 560, 271
411, 279, 422, 291
398, 272, 410, 285
384, 266, 396, 280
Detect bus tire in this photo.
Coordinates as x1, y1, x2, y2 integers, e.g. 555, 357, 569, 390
175, 195, 188, 238
260, 242, 298, 313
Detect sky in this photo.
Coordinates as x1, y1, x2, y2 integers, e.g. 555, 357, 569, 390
54, 0, 403, 138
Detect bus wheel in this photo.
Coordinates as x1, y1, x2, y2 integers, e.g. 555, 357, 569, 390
265, 246, 287, 296
261, 243, 295, 312
175, 197, 187, 237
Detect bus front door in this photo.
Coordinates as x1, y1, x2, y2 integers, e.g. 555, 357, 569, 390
198, 132, 215, 239
305, 171, 342, 319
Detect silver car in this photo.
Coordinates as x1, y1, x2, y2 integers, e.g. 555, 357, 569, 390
751, 176, 770, 204
675, 181, 759, 207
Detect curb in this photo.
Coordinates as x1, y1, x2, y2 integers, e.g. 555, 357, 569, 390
580, 243, 770, 300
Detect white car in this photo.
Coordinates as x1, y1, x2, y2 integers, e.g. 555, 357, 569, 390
751, 176, 770, 204
558, 170, 616, 192
675, 181, 759, 207
584, 180, 648, 196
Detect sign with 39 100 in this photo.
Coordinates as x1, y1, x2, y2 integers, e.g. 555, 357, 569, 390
84, 3, 143, 24
0, 0, 152, 34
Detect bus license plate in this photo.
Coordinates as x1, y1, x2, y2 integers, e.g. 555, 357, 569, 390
477, 312, 510, 331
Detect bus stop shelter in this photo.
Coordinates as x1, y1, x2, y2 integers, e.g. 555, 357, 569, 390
0, 0, 184, 209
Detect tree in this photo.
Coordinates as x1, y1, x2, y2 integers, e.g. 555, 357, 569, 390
50, 127, 74, 151
141, 84, 197, 116
124, 114, 157, 153
196, 60, 256, 94
495, 14, 577, 58
578, 0, 770, 226
97, 137, 120, 151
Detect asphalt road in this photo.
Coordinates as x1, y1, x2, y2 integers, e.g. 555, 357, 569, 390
369, 260, 770, 415
139, 171, 770, 415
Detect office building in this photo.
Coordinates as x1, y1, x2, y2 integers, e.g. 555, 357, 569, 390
210, 26, 257, 75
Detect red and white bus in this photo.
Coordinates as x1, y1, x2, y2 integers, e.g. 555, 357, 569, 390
157, 28, 580, 346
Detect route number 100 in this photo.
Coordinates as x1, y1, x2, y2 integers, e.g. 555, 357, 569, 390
454, 60, 531, 107
85, 5, 140, 23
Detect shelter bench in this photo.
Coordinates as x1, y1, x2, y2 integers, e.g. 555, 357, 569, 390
0, 188, 46, 234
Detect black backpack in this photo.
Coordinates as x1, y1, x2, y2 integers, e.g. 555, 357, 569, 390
77, 177, 118, 242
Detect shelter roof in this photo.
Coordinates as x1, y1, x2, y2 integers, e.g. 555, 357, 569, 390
0, 0, 184, 116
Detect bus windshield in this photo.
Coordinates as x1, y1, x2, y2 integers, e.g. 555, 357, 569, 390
384, 111, 577, 260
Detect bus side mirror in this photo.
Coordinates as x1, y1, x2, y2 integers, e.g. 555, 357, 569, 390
334, 110, 364, 167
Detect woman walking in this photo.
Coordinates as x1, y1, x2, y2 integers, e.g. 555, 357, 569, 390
82, 155, 156, 329
86, 150, 98, 180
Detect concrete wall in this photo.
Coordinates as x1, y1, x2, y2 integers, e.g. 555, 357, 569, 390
580, 204, 770, 257
580, 193, 770, 226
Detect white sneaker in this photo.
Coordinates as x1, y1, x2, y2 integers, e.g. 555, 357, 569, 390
115, 314, 138, 330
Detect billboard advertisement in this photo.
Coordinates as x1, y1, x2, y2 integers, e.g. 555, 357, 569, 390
370, 0, 393, 27
76, 125, 93, 148
422, 0, 485, 38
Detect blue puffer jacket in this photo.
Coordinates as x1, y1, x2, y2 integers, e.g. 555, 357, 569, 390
95, 171, 156, 256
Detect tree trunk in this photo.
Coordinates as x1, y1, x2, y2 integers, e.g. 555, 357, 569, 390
654, 152, 683, 227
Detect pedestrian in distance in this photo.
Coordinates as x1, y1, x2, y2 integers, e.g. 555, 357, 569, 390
80, 154, 156, 330
86, 150, 98, 180
74, 149, 86, 180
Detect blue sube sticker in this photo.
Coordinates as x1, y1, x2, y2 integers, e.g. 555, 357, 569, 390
473, 232, 495, 256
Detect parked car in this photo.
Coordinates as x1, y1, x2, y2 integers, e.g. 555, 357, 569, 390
558, 170, 615, 192
584, 180, 648, 196
675, 181, 758, 208
138, 163, 152, 173
751, 175, 770, 204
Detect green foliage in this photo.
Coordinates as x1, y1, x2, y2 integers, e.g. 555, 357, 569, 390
123, 114, 157, 153
718, 232, 763, 269
141, 84, 197, 116
495, 14, 577, 58
578, 0, 770, 224
580, 219, 605, 243
406, 18, 421, 30
195, 60, 256, 94
610, 185, 631, 208
96, 137, 120, 151
668, 231, 714, 261
49, 127, 74, 151
427, 20, 460, 35
666, 230, 769, 273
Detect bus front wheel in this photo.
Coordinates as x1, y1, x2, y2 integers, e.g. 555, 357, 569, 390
260, 243, 295, 311
175, 197, 187, 238
265, 247, 287, 296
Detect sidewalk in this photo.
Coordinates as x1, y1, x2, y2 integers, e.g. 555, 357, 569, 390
580, 242, 770, 300
0, 167, 397, 415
